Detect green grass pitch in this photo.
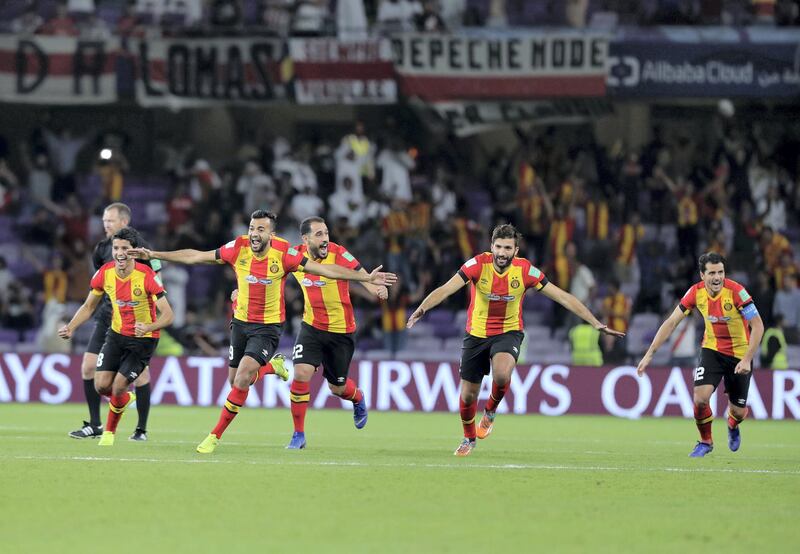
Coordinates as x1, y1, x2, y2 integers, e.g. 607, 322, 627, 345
1, 403, 797, 553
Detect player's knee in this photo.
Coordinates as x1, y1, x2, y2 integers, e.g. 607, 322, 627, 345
693, 398, 710, 409
493, 374, 511, 387
461, 391, 478, 404
95, 383, 111, 396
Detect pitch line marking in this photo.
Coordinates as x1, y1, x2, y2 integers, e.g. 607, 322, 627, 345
6, 455, 800, 475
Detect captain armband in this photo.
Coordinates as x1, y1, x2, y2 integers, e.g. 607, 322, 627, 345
741, 303, 759, 321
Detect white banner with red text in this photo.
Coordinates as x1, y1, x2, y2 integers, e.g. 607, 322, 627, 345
2, 354, 798, 420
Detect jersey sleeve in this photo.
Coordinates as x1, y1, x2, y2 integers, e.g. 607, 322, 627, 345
215, 237, 242, 265
679, 286, 697, 314
337, 248, 362, 271
144, 269, 166, 299
732, 282, 759, 320
457, 256, 481, 282
522, 261, 549, 290
283, 246, 308, 273
89, 268, 105, 295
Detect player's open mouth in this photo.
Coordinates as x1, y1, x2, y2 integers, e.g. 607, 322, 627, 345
250, 237, 261, 247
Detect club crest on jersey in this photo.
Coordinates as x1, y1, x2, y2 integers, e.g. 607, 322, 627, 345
487, 293, 515, 302
510, 278, 520, 289
301, 278, 326, 287
270, 263, 280, 273
724, 302, 733, 311
133, 287, 143, 297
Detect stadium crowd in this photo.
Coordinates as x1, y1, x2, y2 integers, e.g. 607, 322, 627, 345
1, 100, 799, 364
2, 0, 800, 39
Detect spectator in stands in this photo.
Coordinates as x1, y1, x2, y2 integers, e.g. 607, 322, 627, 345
415, 1, 446, 30
762, 314, 789, 369
288, 185, 324, 225
376, 138, 415, 203
60, 193, 89, 245
0, 256, 13, 306
0, 158, 20, 213
377, 0, 422, 33
343, 121, 375, 180
68, 0, 95, 14
237, 160, 278, 215
601, 279, 631, 363
431, 168, 457, 224
20, 144, 57, 215
760, 185, 788, 232
188, 159, 221, 205
667, 314, 698, 367
760, 225, 792, 274
38, 1, 78, 36
274, 147, 318, 194
337, 0, 368, 39
614, 211, 643, 285
2, 281, 35, 341
293, 0, 330, 36
751, 269, 776, 328
210, 0, 243, 27
567, 242, 596, 313
565, 0, 589, 27
328, 176, 367, 229
774, 274, 800, 343
166, 181, 194, 232
21, 208, 58, 247
63, 239, 92, 303
382, 280, 409, 356
95, 150, 129, 204
11, 5, 44, 34
43, 256, 68, 304
43, 124, 92, 202
80, 12, 112, 39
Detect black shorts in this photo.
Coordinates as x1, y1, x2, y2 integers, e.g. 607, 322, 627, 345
292, 322, 355, 386
694, 348, 752, 407
86, 317, 110, 355
96, 330, 158, 382
459, 331, 524, 384
229, 318, 283, 368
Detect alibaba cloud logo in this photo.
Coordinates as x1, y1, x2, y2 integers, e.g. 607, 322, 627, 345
607, 56, 640, 87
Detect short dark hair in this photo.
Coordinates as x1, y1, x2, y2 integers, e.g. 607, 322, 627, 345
698, 252, 726, 273
112, 226, 142, 248
105, 202, 131, 222
300, 216, 325, 236
491, 223, 522, 246
250, 210, 277, 229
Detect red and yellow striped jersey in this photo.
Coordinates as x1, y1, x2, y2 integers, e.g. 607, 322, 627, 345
679, 279, 755, 359
603, 291, 630, 333
292, 242, 361, 334
90, 262, 165, 338
586, 200, 609, 240
217, 235, 307, 325
458, 253, 548, 338
616, 223, 644, 264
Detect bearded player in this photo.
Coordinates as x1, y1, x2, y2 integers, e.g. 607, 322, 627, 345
407, 224, 623, 456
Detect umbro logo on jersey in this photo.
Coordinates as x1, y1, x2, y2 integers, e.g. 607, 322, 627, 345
262, 349, 269, 358
512, 347, 518, 353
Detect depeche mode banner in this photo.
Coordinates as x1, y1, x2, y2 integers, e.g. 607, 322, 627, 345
134, 37, 287, 106
608, 40, 800, 98
2, 353, 799, 420
392, 32, 609, 101
0, 36, 118, 104
289, 38, 396, 104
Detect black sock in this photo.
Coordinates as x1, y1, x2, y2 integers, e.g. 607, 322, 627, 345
135, 383, 151, 431
84, 379, 101, 427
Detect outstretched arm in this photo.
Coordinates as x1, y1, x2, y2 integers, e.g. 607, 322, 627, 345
58, 292, 102, 339
128, 247, 218, 265
304, 260, 397, 286
407, 273, 468, 328
636, 306, 687, 376
539, 282, 625, 337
